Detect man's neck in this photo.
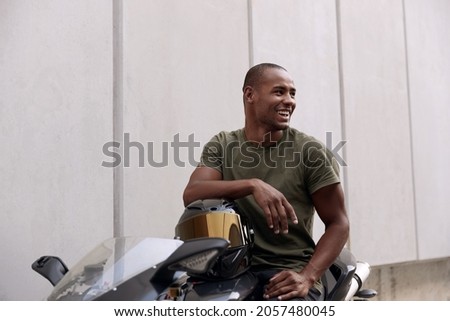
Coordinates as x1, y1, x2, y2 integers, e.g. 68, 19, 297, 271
243, 127, 285, 147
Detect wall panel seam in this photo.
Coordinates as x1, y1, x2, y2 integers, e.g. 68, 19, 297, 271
113, 0, 124, 237
247, 0, 254, 67
334, 0, 350, 248
401, 0, 419, 260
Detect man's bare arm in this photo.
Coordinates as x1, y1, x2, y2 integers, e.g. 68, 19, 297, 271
183, 166, 255, 206
264, 182, 349, 300
183, 165, 298, 234
307, 182, 350, 278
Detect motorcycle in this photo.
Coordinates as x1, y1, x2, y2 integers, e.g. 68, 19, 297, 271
32, 200, 377, 301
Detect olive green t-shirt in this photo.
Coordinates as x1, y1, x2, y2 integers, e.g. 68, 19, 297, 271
200, 127, 340, 271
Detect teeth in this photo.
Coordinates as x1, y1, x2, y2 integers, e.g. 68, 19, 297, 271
278, 111, 289, 117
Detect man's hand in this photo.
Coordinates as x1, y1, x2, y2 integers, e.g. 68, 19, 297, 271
183, 167, 297, 234
251, 179, 298, 234
263, 270, 314, 300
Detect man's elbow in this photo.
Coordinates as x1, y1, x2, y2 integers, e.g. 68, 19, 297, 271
328, 213, 350, 239
341, 215, 350, 239
182, 188, 193, 207
183, 184, 199, 207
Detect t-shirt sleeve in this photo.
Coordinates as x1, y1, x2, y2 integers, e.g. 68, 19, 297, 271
302, 138, 341, 194
199, 134, 224, 173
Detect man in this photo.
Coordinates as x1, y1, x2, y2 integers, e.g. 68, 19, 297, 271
183, 63, 349, 300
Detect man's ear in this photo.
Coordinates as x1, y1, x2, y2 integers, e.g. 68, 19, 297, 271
243, 86, 255, 103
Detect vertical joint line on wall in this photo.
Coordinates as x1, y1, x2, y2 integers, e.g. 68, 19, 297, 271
113, 0, 124, 238
402, 0, 419, 260
335, 0, 350, 248
247, 0, 254, 67
335, 0, 351, 247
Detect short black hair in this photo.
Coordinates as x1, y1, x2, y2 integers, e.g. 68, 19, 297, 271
242, 63, 287, 91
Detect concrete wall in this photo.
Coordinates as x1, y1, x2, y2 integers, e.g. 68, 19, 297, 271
365, 257, 450, 301
1, 0, 449, 300
121, 0, 249, 238
405, 0, 450, 260
0, 0, 114, 300
339, 0, 416, 264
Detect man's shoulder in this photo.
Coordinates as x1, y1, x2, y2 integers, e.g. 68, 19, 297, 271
210, 129, 243, 143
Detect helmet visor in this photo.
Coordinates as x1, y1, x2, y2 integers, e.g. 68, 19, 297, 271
176, 212, 246, 247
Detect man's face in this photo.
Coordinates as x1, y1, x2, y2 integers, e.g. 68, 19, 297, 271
248, 68, 296, 131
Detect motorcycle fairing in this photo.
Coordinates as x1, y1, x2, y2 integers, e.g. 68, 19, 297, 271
47, 237, 183, 300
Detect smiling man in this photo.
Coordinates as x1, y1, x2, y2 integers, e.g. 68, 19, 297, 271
183, 63, 349, 301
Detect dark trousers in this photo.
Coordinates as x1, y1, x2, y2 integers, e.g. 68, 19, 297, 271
246, 269, 325, 301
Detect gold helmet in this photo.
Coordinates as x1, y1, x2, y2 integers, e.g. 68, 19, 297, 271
175, 199, 253, 280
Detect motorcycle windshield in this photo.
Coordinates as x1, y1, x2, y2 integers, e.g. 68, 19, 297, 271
48, 237, 183, 301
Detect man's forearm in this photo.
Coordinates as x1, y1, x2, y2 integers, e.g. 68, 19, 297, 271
301, 221, 349, 283
183, 179, 257, 207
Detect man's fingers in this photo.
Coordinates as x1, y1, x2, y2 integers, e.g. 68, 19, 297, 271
265, 201, 297, 234
265, 273, 297, 299
269, 204, 280, 233
265, 271, 310, 300
263, 205, 274, 230
253, 181, 297, 232
275, 202, 289, 234
283, 200, 298, 224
